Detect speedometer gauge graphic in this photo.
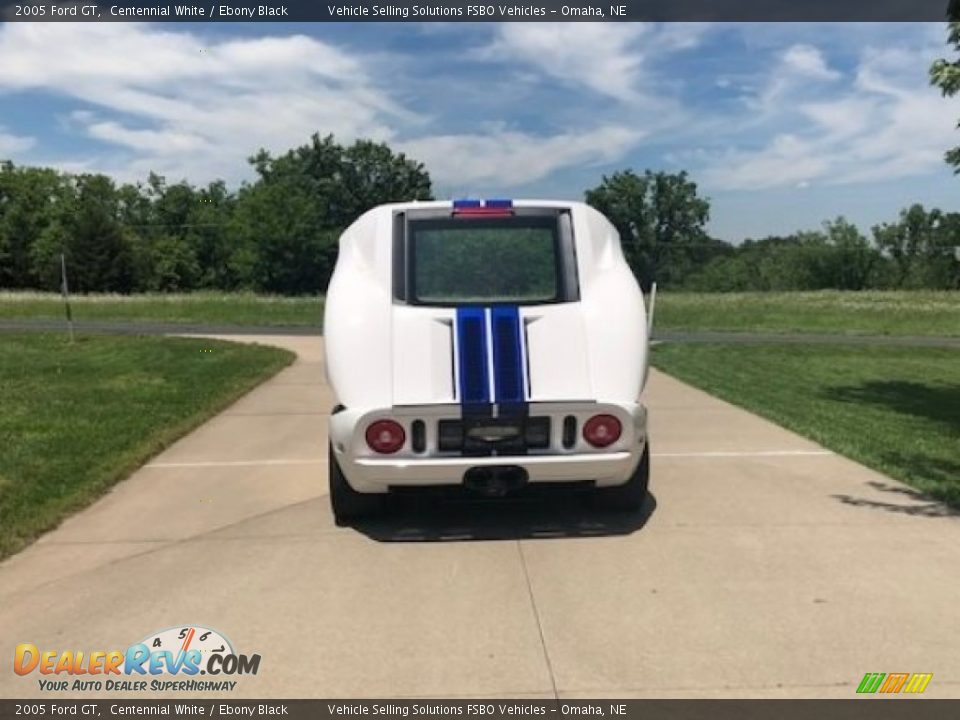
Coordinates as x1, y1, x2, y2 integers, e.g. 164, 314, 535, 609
139, 625, 234, 660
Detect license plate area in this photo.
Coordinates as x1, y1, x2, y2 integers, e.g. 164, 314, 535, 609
438, 417, 550, 455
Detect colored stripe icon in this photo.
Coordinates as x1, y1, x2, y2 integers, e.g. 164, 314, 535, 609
857, 672, 933, 694
902, 673, 934, 693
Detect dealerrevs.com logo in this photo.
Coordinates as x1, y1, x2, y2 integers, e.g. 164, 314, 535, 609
14, 625, 261, 693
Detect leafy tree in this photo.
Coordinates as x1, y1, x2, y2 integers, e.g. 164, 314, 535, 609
584, 170, 713, 291
116, 181, 156, 289
188, 181, 238, 289
33, 174, 136, 293
251, 135, 432, 229
872, 204, 957, 288
822, 217, 877, 290
116, 174, 239, 291
683, 220, 881, 292
237, 134, 432, 292
230, 178, 330, 294
931, 0, 960, 170
935, 212, 960, 289
147, 235, 201, 291
0, 163, 71, 288
148, 174, 196, 232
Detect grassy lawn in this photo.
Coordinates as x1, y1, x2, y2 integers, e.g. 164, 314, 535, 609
652, 343, 960, 507
2, 290, 959, 337
0, 333, 295, 559
654, 290, 960, 337
0, 291, 323, 328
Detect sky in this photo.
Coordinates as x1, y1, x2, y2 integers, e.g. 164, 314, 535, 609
0, 21, 958, 241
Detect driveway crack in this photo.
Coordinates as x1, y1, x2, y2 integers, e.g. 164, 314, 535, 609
517, 540, 559, 700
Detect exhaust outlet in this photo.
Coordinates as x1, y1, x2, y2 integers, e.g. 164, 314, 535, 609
463, 465, 529, 497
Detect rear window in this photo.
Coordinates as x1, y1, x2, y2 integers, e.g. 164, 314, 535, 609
406, 216, 562, 305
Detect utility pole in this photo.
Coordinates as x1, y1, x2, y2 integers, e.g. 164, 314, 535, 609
60, 253, 74, 343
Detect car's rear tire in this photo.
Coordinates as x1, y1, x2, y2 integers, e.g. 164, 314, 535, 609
593, 443, 650, 512
329, 444, 384, 526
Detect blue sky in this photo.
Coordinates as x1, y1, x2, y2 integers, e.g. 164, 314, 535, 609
0, 21, 957, 241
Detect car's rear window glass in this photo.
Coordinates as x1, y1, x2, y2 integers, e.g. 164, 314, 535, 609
408, 217, 560, 305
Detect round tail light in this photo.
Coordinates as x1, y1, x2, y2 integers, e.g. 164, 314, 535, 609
365, 420, 406, 454
583, 414, 622, 448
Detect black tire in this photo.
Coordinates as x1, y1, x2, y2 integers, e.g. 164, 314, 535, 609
329, 444, 384, 526
593, 443, 650, 512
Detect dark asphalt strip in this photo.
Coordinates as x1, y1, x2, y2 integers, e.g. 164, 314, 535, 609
1, 319, 959, 348
653, 330, 960, 348
0, 319, 321, 336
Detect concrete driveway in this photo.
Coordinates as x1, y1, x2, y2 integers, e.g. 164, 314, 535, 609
1, 335, 958, 699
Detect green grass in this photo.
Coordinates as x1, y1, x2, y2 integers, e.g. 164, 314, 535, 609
0, 291, 323, 327
652, 343, 960, 507
0, 333, 295, 559
2, 290, 958, 337
654, 290, 960, 337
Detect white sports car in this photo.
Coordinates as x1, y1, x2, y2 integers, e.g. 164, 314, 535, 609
324, 199, 650, 524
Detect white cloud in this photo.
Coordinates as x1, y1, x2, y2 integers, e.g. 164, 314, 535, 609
0, 23, 652, 190
0, 23, 405, 184
782, 44, 840, 81
86, 122, 209, 154
479, 23, 647, 102
699, 35, 960, 191
400, 125, 644, 189
799, 97, 874, 140
746, 43, 842, 118
0, 24, 364, 89
476, 22, 706, 109
0, 128, 35, 155
654, 22, 713, 52
701, 134, 833, 191
0, 23, 654, 190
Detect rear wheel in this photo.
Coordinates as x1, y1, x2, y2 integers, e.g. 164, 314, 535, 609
329, 444, 384, 525
593, 443, 649, 512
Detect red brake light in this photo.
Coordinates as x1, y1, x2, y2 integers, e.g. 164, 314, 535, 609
453, 207, 514, 217
366, 420, 406, 454
583, 414, 622, 448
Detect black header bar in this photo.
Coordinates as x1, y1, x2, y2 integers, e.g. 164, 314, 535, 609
0, 0, 953, 22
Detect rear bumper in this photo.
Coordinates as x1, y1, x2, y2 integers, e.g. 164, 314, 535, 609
351, 451, 639, 491
329, 401, 647, 494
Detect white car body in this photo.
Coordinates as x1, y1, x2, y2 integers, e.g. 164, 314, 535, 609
324, 199, 649, 500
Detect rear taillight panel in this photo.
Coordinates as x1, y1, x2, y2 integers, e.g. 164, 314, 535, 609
582, 414, 622, 448
365, 420, 406, 454
364, 410, 626, 456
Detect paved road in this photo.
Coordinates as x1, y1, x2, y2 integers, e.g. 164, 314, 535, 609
654, 329, 960, 348
1, 335, 958, 699
3, 318, 960, 348
0, 318, 321, 336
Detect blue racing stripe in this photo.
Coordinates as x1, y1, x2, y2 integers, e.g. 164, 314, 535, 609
491, 305, 526, 408
455, 307, 489, 407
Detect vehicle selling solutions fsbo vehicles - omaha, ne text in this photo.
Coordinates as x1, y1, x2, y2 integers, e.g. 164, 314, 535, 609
323, 199, 651, 524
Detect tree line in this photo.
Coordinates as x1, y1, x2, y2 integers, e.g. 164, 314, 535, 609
0, 134, 432, 295
1, 137, 958, 295
590, 171, 960, 292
